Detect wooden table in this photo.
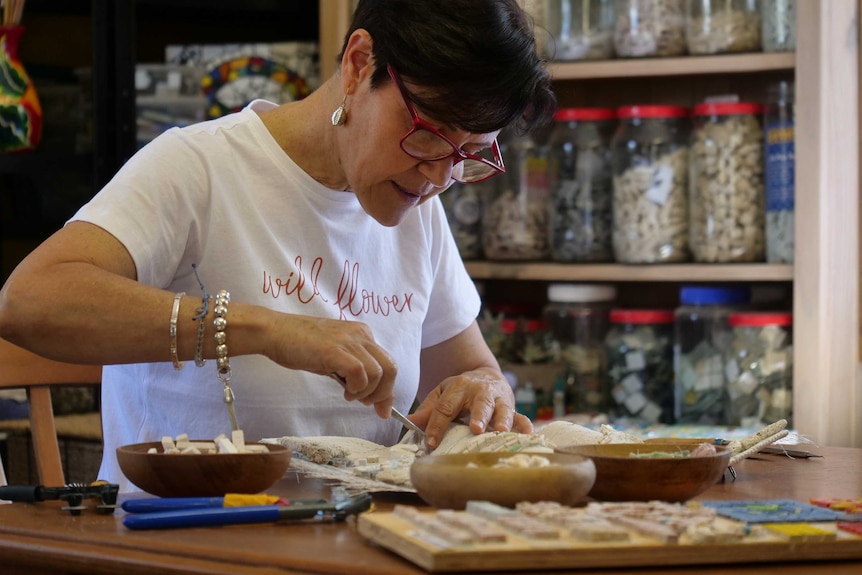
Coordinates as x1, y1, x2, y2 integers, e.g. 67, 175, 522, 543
1, 446, 861, 575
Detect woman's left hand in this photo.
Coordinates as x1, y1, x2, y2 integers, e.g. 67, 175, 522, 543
409, 366, 534, 449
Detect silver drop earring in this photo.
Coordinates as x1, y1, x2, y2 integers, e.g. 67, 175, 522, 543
331, 94, 348, 126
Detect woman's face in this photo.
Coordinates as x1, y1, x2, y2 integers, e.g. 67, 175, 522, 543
344, 71, 499, 227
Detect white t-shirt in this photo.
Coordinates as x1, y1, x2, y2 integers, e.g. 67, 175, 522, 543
71, 100, 481, 491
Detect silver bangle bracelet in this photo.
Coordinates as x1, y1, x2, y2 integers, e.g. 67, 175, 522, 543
169, 292, 186, 370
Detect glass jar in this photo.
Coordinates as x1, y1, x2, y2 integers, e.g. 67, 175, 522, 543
501, 318, 555, 366
685, 0, 761, 55
724, 311, 793, 428
548, 107, 616, 263
441, 181, 486, 260
544, 0, 615, 61
483, 129, 551, 260
674, 285, 750, 424
479, 302, 546, 365
689, 102, 765, 263
611, 105, 690, 263
761, 0, 796, 52
613, 0, 687, 58
543, 283, 617, 416
605, 309, 675, 424
764, 81, 795, 264
523, 0, 550, 61
515, 381, 538, 420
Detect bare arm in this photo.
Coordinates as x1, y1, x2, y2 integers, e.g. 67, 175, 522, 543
0, 221, 397, 416
411, 321, 533, 449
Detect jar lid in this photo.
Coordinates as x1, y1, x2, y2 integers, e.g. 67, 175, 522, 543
617, 105, 689, 119
499, 319, 518, 334
554, 107, 616, 122
692, 102, 765, 116
728, 312, 793, 327
547, 284, 617, 303
610, 309, 675, 324
679, 285, 750, 306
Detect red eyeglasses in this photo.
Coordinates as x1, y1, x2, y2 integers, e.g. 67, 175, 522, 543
387, 64, 505, 184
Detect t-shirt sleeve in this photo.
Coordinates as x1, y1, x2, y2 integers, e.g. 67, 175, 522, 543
69, 129, 209, 288
419, 197, 481, 349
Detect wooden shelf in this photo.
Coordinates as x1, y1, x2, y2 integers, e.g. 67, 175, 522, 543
549, 52, 795, 80
464, 262, 793, 282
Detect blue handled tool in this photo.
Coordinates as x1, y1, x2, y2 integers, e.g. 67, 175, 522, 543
123, 497, 230, 513
121, 496, 325, 514
122, 492, 372, 530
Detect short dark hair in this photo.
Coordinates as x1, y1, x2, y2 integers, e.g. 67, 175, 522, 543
339, 0, 556, 134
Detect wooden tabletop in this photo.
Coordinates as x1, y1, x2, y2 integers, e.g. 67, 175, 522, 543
1, 446, 861, 575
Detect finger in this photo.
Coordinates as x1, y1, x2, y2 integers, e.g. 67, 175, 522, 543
362, 345, 398, 406
372, 395, 396, 419
512, 412, 534, 434
466, 393, 498, 435
421, 388, 469, 450
333, 345, 391, 402
406, 392, 443, 432
331, 345, 397, 416
486, 398, 517, 433
333, 368, 395, 420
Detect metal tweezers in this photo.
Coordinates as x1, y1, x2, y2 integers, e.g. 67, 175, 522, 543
329, 373, 426, 437
723, 442, 822, 481
758, 445, 823, 458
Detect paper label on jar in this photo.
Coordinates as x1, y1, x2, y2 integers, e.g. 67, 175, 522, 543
645, 165, 674, 205
765, 120, 795, 211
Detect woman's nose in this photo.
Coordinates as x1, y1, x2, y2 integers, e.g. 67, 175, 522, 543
418, 156, 458, 188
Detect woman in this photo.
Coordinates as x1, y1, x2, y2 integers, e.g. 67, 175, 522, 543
0, 0, 556, 491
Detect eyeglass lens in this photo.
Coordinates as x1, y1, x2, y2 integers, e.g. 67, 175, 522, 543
402, 129, 499, 182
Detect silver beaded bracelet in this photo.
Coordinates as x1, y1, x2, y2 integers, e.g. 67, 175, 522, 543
213, 290, 230, 378
213, 289, 238, 431
169, 291, 186, 370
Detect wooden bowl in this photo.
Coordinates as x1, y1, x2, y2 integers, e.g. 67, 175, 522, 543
409, 452, 596, 510
116, 441, 291, 497
555, 442, 731, 503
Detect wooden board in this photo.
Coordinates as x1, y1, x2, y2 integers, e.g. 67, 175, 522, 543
357, 508, 862, 573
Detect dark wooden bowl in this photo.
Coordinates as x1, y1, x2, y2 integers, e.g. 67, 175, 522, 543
116, 441, 291, 497
409, 452, 596, 510
555, 442, 731, 503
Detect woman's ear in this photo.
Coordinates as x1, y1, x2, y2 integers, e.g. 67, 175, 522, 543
340, 29, 375, 93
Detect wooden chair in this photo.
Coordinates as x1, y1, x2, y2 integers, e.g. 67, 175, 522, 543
0, 337, 102, 486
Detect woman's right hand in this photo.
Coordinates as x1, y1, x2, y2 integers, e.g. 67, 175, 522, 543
262, 312, 398, 419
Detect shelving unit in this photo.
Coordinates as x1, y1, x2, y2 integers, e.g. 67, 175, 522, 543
549, 51, 794, 79
465, 262, 793, 283
467, 52, 796, 286
319, 1, 860, 447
